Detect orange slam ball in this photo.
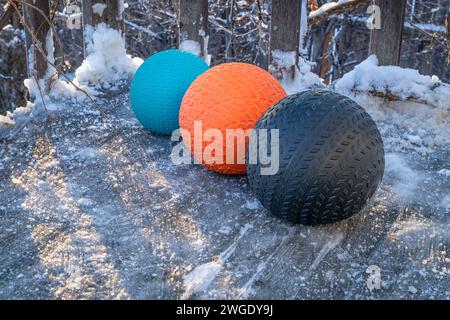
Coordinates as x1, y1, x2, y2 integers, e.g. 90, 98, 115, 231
179, 62, 287, 174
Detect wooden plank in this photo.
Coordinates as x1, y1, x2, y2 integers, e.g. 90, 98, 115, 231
178, 0, 208, 57
23, 0, 51, 79
269, 0, 302, 80
369, 0, 407, 66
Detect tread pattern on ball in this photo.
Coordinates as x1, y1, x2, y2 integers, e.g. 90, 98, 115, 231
179, 62, 287, 174
131, 50, 209, 135
246, 90, 385, 225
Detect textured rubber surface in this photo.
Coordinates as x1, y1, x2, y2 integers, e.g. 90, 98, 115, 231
246, 90, 385, 225
179, 62, 286, 174
130, 50, 209, 135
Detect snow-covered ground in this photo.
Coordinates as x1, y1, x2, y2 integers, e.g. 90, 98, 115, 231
0, 81, 448, 298
0, 21, 449, 299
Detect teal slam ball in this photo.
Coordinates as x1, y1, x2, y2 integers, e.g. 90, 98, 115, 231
130, 50, 209, 135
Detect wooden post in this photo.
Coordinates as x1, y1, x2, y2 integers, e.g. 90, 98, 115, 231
369, 0, 407, 66
446, 9, 450, 65
178, 0, 208, 58
0, 2, 15, 30
23, 0, 51, 79
56, 1, 84, 70
269, 0, 302, 81
81, 0, 125, 56
82, 0, 124, 30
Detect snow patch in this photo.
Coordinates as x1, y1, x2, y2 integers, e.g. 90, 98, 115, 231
440, 195, 450, 209
0, 112, 16, 125
408, 286, 418, 294
77, 198, 94, 207
45, 102, 64, 111
199, 28, 212, 66
334, 56, 450, 154
299, 0, 308, 49
6, 24, 144, 128
25, 23, 143, 103
404, 22, 446, 33
271, 50, 296, 69
45, 29, 56, 78
243, 199, 260, 210
218, 225, 232, 235
23, 29, 57, 100
180, 40, 201, 57
238, 227, 295, 298
124, 20, 159, 37
437, 169, 450, 177
283, 57, 324, 94
309, 0, 357, 19
310, 232, 344, 270
117, 0, 126, 20
389, 216, 450, 246
74, 147, 99, 159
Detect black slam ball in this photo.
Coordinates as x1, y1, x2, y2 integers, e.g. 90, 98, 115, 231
246, 90, 385, 225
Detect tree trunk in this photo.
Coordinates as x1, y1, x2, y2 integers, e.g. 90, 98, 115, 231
369, 0, 407, 66
269, 0, 302, 81
23, 0, 51, 79
178, 0, 208, 58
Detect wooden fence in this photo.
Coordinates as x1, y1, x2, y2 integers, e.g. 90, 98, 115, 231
6, 0, 410, 85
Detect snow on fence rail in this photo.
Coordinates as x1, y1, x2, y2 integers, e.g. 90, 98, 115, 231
13, 1, 413, 80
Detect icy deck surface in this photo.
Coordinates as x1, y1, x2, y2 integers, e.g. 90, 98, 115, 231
0, 92, 448, 299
